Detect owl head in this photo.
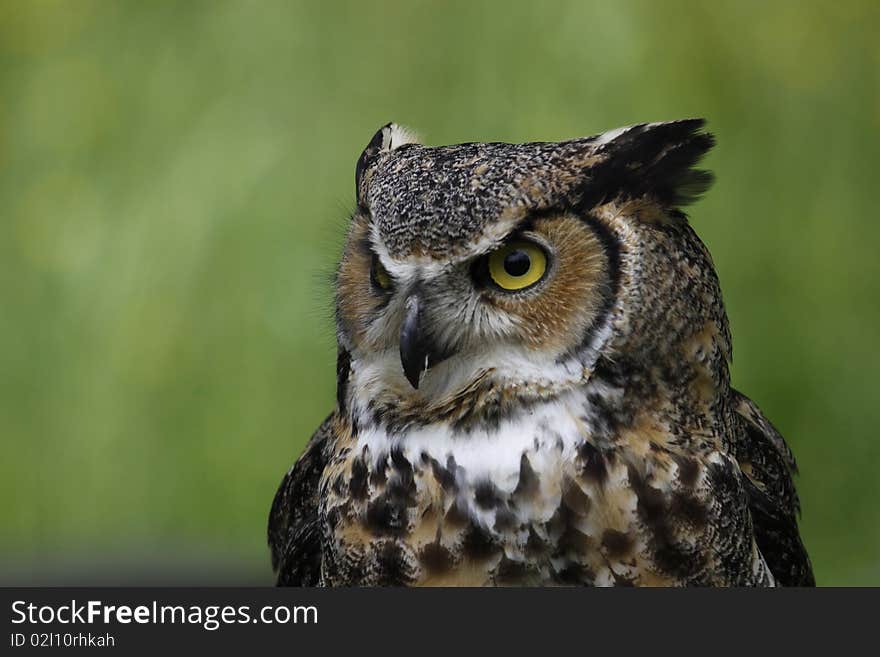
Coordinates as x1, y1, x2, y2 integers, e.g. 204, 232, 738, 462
335, 120, 729, 427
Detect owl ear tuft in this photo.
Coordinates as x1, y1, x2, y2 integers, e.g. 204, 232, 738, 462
355, 123, 422, 207
584, 119, 716, 210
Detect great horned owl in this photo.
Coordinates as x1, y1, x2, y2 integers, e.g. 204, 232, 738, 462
268, 119, 814, 586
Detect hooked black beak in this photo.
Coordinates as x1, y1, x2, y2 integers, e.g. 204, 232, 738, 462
399, 292, 445, 389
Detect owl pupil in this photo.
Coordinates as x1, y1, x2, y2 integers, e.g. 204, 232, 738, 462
503, 250, 531, 277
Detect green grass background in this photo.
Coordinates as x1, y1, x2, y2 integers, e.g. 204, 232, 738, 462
1, 0, 878, 585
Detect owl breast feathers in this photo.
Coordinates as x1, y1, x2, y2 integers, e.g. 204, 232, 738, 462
268, 119, 814, 586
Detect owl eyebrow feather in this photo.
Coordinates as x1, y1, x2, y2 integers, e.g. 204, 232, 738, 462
469, 208, 579, 263
472, 218, 536, 256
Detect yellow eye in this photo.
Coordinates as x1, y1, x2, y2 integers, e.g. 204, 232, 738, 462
487, 241, 548, 291
371, 255, 392, 290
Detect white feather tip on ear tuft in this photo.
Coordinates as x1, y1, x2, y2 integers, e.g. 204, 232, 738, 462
383, 123, 422, 151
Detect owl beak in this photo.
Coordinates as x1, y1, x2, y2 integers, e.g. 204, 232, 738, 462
399, 292, 435, 389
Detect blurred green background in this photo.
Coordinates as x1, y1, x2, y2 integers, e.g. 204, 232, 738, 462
1, 0, 878, 585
